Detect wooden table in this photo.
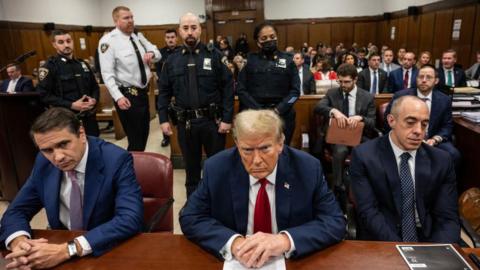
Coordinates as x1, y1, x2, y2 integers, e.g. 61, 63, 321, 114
453, 117, 480, 193
5, 230, 477, 270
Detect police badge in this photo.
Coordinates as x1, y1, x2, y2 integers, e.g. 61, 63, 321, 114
38, 67, 49, 81
100, 43, 109, 53
276, 58, 287, 68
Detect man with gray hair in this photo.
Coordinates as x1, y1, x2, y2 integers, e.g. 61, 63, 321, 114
180, 109, 345, 268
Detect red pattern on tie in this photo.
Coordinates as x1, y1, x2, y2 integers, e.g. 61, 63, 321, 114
253, 178, 272, 233
403, 70, 409, 89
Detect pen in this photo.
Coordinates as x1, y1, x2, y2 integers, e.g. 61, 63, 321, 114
469, 253, 480, 269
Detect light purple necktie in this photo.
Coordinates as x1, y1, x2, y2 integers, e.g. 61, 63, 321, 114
67, 170, 83, 230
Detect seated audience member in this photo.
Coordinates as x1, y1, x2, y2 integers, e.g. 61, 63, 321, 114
0, 63, 34, 93
380, 49, 401, 77
285, 46, 295, 55
384, 64, 460, 167
234, 32, 249, 57
219, 37, 234, 62
0, 108, 143, 269
465, 50, 480, 81
350, 95, 460, 243
313, 59, 338, 94
356, 48, 368, 70
380, 45, 389, 56
180, 109, 345, 268
314, 64, 375, 190
389, 52, 418, 92
416, 51, 432, 69
342, 52, 362, 73
437, 49, 467, 93
293, 52, 315, 95
357, 53, 388, 94
393, 47, 406, 66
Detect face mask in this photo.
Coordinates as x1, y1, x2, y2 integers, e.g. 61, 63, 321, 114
261, 40, 277, 54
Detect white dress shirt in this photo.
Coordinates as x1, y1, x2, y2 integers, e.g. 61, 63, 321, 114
298, 66, 304, 95
221, 165, 296, 260
98, 28, 161, 101
5, 143, 93, 256
388, 133, 421, 227
347, 86, 357, 117
6, 78, 18, 93
417, 91, 432, 114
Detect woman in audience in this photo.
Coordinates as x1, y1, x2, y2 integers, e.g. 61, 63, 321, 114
342, 52, 362, 73
313, 58, 338, 94
417, 51, 432, 68
219, 37, 234, 61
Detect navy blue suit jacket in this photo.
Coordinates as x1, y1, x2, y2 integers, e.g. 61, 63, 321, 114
0, 137, 144, 256
436, 67, 467, 93
180, 146, 345, 259
384, 88, 453, 141
388, 68, 418, 93
0, 76, 34, 93
350, 136, 460, 243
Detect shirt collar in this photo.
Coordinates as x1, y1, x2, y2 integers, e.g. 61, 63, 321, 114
369, 67, 378, 73
73, 141, 89, 174
417, 90, 432, 100
249, 164, 278, 187
346, 86, 357, 97
388, 132, 417, 160
115, 27, 133, 39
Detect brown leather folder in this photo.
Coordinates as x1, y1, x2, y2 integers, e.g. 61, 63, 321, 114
325, 118, 364, 146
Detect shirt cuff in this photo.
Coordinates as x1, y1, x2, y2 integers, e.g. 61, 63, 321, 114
75, 236, 92, 256
5, 231, 31, 250
220, 234, 242, 261
279, 231, 296, 259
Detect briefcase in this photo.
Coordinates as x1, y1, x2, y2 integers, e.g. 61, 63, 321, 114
325, 118, 364, 146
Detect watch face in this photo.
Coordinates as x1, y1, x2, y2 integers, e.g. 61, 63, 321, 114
68, 241, 77, 257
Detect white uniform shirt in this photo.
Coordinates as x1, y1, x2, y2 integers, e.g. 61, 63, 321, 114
6, 78, 19, 93
98, 28, 161, 101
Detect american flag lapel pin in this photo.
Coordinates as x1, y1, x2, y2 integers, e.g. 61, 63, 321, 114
284, 182, 290, 189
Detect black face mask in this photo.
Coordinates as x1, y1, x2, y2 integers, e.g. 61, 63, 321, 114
261, 40, 277, 54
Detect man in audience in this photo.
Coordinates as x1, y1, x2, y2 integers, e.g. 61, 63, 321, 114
234, 32, 249, 56
351, 95, 460, 243
157, 13, 233, 198
437, 49, 467, 93
465, 50, 480, 81
380, 49, 400, 78
0, 107, 143, 269
315, 63, 376, 191
99, 6, 161, 151
389, 52, 418, 92
180, 109, 345, 268
384, 64, 461, 167
155, 28, 180, 148
37, 29, 100, 136
293, 52, 315, 95
393, 47, 406, 65
357, 52, 388, 94
0, 63, 34, 93
356, 48, 368, 70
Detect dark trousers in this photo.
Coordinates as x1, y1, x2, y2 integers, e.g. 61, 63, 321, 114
281, 109, 296, 146
437, 141, 461, 169
177, 118, 226, 197
81, 114, 100, 137
114, 91, 150, 151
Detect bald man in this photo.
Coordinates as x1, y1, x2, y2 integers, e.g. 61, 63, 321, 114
350, 95, 460, 243
157, 13, 234, 197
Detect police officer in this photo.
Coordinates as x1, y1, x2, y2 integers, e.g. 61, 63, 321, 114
237, 22, 300, 145
98, 6, 161, 151
37, 29, 100, 136
157, 13, 234, 197
155, 29, 180, 147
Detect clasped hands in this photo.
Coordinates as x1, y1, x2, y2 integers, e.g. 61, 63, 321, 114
71, 95, 96, 112
5, 236, 70, 270
231, 232, 291, 268
331, 109, 362, 129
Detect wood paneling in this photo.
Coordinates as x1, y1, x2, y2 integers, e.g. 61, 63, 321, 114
406, 16, 421, 54
451, 6, 476, 66
472, 5, 480, 63
275, 25, 287, 53
331, 22, 353, 48
286, 24, 308, 50
432, 9, 453, 61
212, 0, 256, 12
395, 17, 408, 49
418, 13, 435, 53
354, 22, 377, 48
309, 23, 331, 48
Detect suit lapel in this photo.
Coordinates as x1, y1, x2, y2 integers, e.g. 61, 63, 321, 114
355, 89, 363, 115
83, 138, 105, 228
229, 149, 250, 234
43, 166, 62, 228
414, 146, 430, 225
275, 150, 291, 231
379, 136, 403, 215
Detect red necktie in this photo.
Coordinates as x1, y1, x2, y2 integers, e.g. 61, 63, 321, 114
403, 70, 409, 89
253, 178, 272, 233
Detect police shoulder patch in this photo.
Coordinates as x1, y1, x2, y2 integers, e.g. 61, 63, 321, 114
100, 43, 109, 53
38, 67, 49, 81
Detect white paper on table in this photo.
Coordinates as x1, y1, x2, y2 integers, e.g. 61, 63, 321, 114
223, 256, 286, 270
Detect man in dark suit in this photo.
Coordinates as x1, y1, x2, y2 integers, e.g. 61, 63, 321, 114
357, 53, 388, 94
384, 64, 460, 167
351, 95, 460, 243
389, 52, 419, 93
293, 52, 316, 95
437, 49, 467, 94
0, 63, 34, 93
315, 63, 376, 190
1, 107, 144, 269
180, 109, 345, 269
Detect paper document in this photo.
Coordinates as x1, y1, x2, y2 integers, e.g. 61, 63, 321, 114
223, 256, 286, 270
397, 244, 472, 270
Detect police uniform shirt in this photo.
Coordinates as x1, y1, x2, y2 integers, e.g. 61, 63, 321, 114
98, 28, 161, 101
37, 55, 99, 109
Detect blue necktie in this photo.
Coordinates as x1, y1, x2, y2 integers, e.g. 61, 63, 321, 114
372, 70, 378, 94
68, 170, 83, 230
399, 153, 418, 242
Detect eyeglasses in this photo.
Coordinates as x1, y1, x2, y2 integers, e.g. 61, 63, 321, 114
418, 75, 435, 81
337, 80, 353, 85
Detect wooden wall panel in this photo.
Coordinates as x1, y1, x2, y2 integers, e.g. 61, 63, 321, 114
406, 16, 421, 54
275, 25, 287, 53
396, 17, 408, 50
308, 23, 331, 47
212, 0, 256, 12
418, 13, 435, 54
384, 19, 398, 51
286, 24, 308, 49
331, 22, 354, 48
432, 9, 453, 61
354, 22, 377, 48
19, 29, 46, 73
376, 21, 390, 48
472, 4, 480, 64
451, 6, 476, 66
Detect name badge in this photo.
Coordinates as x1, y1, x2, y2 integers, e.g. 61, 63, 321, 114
276, 58, 286, 68
203, 58, 212, 70
81, 62, 90, 72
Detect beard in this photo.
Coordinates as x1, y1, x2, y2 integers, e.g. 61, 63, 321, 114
185, 37, 197, 47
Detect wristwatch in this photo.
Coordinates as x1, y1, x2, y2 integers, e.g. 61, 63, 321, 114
67, 240, 79, 258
